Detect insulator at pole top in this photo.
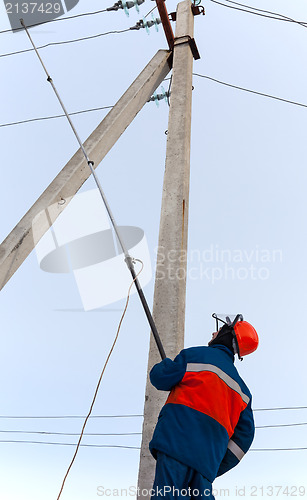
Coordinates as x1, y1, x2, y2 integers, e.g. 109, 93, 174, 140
107, 0, 145, 14
148, 86, 170, 106
130, 14, 161, 32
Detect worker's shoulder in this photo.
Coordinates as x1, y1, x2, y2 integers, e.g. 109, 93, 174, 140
180, 345, 229, 364
180, 345, 209, 358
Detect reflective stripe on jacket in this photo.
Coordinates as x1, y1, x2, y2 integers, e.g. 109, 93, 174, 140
149, 344, 255, 482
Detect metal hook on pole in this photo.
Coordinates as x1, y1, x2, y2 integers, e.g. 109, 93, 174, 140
20, 18, 166, 361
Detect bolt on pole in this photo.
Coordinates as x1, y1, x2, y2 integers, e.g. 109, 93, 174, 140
137, 1, 195, 497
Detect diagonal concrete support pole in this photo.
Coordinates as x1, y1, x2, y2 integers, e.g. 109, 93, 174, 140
137, 1, 195, 497
0, 50, 171, 290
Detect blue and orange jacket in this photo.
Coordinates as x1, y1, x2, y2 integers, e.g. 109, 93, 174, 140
149, 344, 255, 482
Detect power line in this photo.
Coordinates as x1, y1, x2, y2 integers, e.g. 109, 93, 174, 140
208, 0, 307, 28
1, 407, 307, 419
0, 8, 108, 35
0, 439, 306, 452
0, 422, 306, 435
224, 0, 307, 26
0, 3, 157, 36
0, 414, 144, 419
0, 440, 140, 449
3, 73, 307, 130
0, 28, 130, 59
0, 106, 114, 128
0, 5, 158, 58
143, 5, 158, 18
256, 422, 307, 429
193, 73, 307, 109
0, 430, 142, 436
251, 447, 307, 452
253, 406, 307, 412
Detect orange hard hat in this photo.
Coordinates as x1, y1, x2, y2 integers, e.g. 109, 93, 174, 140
233, 320, 259, 357
212, 313, 259, 359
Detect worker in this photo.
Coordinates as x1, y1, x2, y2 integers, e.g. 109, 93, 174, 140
149, 313, 259, 499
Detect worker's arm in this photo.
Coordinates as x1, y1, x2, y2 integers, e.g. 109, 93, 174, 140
216, 399, 255, 477
150, 351, 187, 391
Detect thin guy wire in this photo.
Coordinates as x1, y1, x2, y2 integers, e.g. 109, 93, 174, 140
56, 260, 144, 500
20, 19, 88, 160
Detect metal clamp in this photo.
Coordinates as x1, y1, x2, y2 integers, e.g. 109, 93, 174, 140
173, 35, 200, 60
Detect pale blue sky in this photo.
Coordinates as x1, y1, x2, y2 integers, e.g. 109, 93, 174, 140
1, 0, 307, 499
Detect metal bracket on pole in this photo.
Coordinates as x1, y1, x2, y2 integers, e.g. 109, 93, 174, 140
173, 34, 200, 60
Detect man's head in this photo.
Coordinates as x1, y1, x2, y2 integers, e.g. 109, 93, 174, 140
209, 314, 259, 359
208, 323, 235, 353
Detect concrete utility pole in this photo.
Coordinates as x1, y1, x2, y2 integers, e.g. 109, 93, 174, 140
0, 50, 171, 290
137, 0, 195, 496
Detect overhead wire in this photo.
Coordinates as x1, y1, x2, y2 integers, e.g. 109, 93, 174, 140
0, 8, 108, 35
207, 0, 307, 27
252, 447, 307, 452
0, 28, 130, 59
3, 73, 307, 130
143, 4, 158, 18
0, 440, 307, 452
2, 404, 307, 422
223, 0, 307, 27
0, 422, 306, 436
0, 414, 144, 419
0, 106, 114, 128
254, 406, 307, 412
0, 430, 142, 435
0, 440, 140, 449
193, 73, 307, 109
1, 406, 307, 419
0, 2, 158, 58
256, 422, 307, 429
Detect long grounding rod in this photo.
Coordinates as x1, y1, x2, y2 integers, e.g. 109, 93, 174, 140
20, 19, 166, 360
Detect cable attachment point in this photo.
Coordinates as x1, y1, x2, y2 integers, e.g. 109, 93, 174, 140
148, 86, 170, 107
107, 0, 145, 16
169, 3, 205, 21
130, 14, 161, 32
124, 255, 137, 270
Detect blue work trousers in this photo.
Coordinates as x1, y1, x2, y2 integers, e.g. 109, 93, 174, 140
151, 452, 215, 500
